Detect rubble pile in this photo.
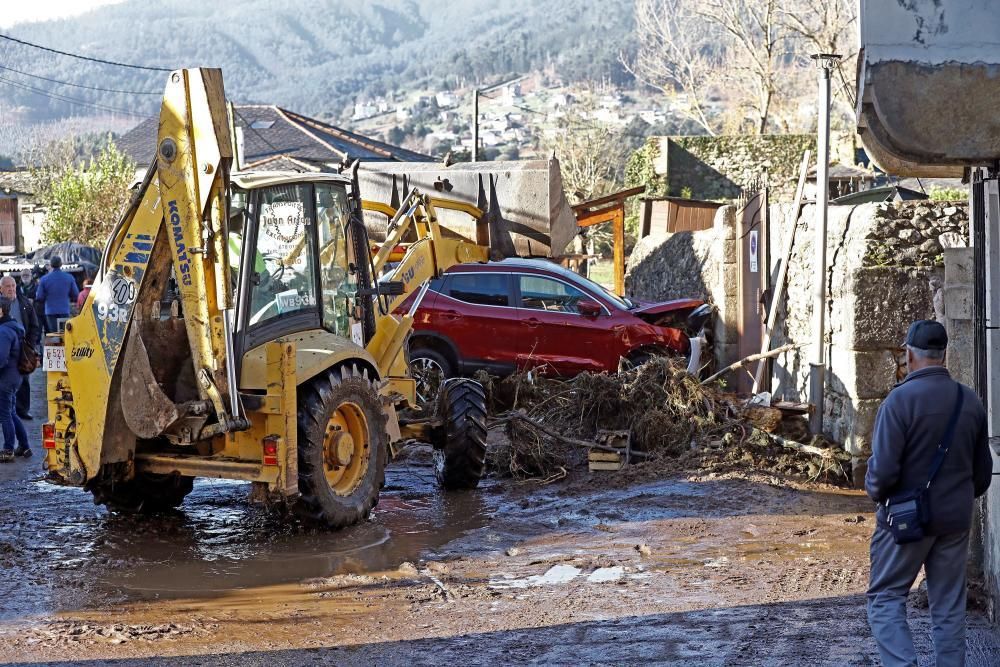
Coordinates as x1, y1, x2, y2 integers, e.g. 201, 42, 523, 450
476, 359, 851, 484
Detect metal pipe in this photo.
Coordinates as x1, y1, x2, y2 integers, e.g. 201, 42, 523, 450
809, 53, 840, 435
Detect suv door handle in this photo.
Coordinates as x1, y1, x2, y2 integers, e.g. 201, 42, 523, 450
524, 317, 541, 328
442, 309, 462, 320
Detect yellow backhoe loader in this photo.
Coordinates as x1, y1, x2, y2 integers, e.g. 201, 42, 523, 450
41, 68, 547, 528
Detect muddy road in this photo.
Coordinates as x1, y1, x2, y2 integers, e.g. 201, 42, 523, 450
1, 374, 999, 665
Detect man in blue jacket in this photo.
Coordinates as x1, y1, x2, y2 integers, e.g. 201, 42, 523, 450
866, 320, 993, 666
36, 256, 79, 333
0, 297, 28, 462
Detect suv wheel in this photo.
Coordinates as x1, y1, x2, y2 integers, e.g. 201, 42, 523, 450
409, 347, 454, 406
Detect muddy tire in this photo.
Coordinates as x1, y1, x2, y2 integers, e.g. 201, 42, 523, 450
433, 378, 488, 490
91, 471, 194, 514
294, 366, 387, 529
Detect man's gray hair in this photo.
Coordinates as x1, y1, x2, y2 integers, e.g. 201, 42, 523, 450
907, 345, 945, 362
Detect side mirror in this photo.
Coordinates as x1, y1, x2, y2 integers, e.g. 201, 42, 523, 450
578, 300, 602, 318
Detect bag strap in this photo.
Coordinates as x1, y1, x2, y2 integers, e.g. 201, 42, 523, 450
926, 382, 965, 489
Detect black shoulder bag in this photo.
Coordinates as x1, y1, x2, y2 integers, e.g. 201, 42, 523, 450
885, 383, 964, 545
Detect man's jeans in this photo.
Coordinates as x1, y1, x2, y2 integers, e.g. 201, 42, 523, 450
867, 524, 969, 667
0, 387, 28, 452
45, 314, 68, 334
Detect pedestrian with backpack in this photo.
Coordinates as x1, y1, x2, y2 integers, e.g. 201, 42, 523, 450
0, 275, 40, 420
0, 297, 28, 462
866, 320, 994, 666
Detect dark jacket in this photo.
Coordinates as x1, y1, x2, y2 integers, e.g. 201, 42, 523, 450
12, 293, 40, 345
0, 317, 24, 390
866, 366, 993, 535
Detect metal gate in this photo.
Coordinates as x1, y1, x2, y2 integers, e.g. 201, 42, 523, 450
734, 181, 769, 395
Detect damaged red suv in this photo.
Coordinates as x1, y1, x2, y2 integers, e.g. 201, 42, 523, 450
404, 259, 711, 394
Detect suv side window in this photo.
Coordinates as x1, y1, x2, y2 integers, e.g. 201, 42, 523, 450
518, 275, 588, 314
446, 273, 509, 307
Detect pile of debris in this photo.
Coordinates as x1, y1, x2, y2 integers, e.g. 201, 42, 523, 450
475, 358, 850, 485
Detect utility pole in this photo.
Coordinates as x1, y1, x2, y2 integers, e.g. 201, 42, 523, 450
472, 88, 479, 162
809, 53, 841, 435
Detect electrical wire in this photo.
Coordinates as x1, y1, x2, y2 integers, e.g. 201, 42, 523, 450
0, 75, 151, 118
0, 63, 160, 95
0, 33, 171, 72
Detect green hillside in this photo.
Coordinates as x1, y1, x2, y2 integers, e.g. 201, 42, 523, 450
0, 0, 635, 121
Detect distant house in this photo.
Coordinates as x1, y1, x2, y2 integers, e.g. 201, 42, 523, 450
118, 104, 432, 173
0, 171, 45, 254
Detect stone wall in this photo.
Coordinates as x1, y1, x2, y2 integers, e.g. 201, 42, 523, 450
625, 205, 740, 368
626, 135, 816, 202
626, 198, 970, 462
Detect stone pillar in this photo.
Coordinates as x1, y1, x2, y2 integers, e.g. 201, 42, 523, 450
710, 205, 740, 370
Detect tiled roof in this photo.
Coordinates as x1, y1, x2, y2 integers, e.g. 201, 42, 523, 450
118, 104, 432, 167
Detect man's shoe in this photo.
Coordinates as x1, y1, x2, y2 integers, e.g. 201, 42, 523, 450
0, 449, 13, 463
17, 412, 32, 421
14, 446, 31, 458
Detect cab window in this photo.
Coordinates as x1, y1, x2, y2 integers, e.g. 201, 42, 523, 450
248, 184, 318, 326
316, 183, 353, 335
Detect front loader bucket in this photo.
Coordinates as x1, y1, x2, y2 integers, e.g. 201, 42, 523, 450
357, 157, 577, 258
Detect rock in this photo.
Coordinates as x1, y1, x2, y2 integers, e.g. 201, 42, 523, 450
898, 228, 918, 242
942, 205, 959, 217
919, 238, 943, 256
397, 562, 419, 577
635, 544, 652, 556
505, 547, 521, 557
911, 215, 932, 231
939, 232, 966, 249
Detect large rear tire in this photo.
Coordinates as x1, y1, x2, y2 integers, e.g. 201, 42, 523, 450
294, 366, 388, 529
433, 378, 488, 490
90, 471, 194, 514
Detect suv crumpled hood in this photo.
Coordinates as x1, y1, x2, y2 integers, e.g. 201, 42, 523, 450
630, 298, 704, 317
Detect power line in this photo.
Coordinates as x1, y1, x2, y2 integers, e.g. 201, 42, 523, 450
0, 63, 160, 95
0, 75, 151, 118
0, 33, 171, 72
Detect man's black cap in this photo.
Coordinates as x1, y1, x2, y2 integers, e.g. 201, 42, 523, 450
905, 320, 948, 350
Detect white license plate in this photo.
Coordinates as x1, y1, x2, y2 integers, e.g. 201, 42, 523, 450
43, 346, 67, 372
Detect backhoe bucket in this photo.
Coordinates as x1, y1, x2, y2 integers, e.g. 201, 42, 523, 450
357, 158, 577, 258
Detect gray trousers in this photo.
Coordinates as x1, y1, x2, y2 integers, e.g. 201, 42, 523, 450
867, 524, 969, 667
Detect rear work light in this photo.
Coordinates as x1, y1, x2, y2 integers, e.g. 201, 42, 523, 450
262, 435, 279, 466
43, 422, 56, 449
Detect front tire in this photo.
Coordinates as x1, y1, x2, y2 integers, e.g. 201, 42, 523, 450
294, 366, 388, 529
433, 378, 488, 490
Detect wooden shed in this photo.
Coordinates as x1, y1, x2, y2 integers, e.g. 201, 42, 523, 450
639, 196, 723, 238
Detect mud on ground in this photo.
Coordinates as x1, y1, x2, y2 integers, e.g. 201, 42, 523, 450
1, 374, 999, 665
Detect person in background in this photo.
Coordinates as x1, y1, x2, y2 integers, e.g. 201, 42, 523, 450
0, 276, 39, 421
36, 256, 78, 333
77, 278, 93, 311
20, 268, 44, 331
0, 297, 28, 462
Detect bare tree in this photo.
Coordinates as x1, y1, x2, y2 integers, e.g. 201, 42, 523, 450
779, 0, 859, 115
544, 111, 627, 202
625, 0, 725, 136
697, 0, 785, 135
